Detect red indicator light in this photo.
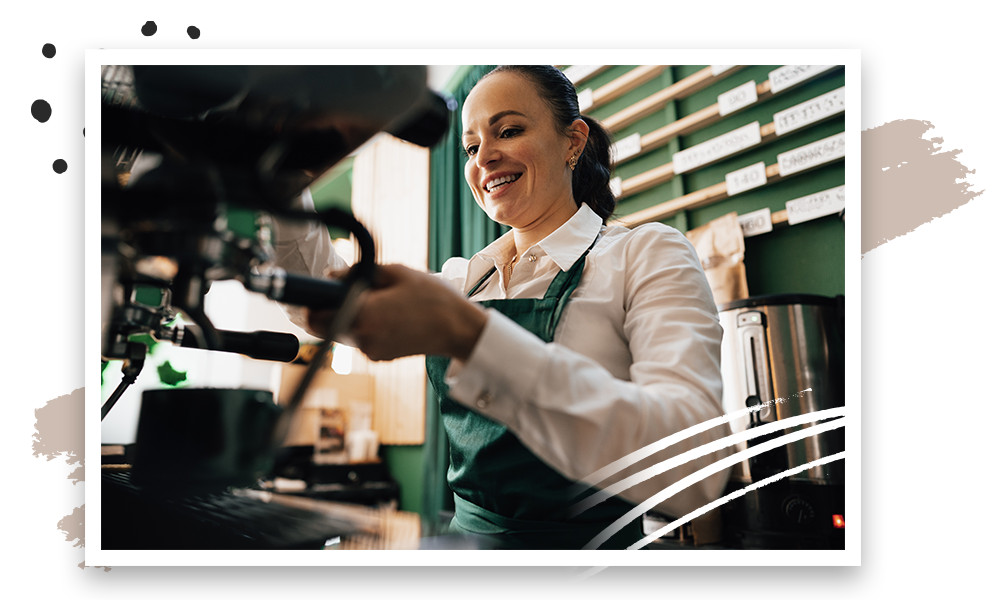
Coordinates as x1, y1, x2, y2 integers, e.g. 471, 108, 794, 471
832, 514, 845, 529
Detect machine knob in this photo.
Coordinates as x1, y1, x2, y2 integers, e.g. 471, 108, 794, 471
783, 496, 816, 527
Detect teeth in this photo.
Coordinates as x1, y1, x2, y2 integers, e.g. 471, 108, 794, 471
486, 174, 520, 192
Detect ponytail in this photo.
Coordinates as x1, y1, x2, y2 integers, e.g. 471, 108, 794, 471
573, 114, 616, 222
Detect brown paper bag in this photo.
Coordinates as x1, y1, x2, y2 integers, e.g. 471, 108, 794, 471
685, 212, 749, 305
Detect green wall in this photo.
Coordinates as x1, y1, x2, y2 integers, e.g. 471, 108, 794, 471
381, 445, 424, 513
584, 64, 846, 296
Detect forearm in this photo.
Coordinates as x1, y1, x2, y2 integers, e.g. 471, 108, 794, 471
270, 189, 347, 333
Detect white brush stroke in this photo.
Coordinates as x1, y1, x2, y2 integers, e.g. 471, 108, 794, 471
570, 389, 813, 496
582, 417, 848, 549
570, 406, 845, 516
577, 451, 846, 580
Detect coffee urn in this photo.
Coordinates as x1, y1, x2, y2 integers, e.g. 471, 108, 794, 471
717, 294, 846, 549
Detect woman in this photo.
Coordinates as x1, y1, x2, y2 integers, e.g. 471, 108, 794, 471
275, 65, 732, 549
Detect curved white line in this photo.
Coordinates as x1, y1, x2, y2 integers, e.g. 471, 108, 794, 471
582, 417, 847, 549
575, 453, 847, 579
569, 406, 845, 516
629, 451, 846, 550
570, 388, 813, 496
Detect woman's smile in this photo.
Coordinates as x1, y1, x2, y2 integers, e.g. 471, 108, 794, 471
483, 173, 523, 198
484, 173, 522, 194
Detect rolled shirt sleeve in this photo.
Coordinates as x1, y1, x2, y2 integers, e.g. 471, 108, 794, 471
270, 188, 348, 332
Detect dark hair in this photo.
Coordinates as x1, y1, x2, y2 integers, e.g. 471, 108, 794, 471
480, 65, 617, 223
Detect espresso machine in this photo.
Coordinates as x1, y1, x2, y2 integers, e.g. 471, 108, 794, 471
99, 64, 450, 549
717, 294, 846, 549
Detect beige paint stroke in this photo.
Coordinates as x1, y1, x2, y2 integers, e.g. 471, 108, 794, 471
32, 387, 84, 483
862, 119, 983, 254
33, 388, 109, 569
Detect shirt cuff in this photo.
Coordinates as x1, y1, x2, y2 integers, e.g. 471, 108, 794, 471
443, 308, 550, 426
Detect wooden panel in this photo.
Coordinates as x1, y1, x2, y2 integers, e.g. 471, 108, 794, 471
277, 365, 374, 447
582, 65, 668, 113
618, 80, 776, 167
618, 120, 779, 199
350, 134, 430, 445
601, 66, 744, 132
613, 158, 843, 227
560, 64, 611, 86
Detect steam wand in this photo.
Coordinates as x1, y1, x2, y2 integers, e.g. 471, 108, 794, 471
101, 342, 147, 421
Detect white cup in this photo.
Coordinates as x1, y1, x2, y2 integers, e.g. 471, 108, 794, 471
346, 429, 379, 463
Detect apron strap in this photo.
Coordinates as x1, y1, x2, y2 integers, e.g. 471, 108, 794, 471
467, 267, 497, 298
468, 235, 601, 301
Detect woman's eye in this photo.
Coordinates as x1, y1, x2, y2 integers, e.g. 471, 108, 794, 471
463, 128, 519, 158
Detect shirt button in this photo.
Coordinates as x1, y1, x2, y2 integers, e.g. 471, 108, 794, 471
527, 254, 537, 262
476, 392, 492, 409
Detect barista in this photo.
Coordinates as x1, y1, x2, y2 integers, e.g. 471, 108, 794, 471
274, 66, 732, 549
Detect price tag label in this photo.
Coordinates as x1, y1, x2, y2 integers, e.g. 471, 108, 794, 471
777, 131, 846, 177
773, 87, 846, 136
711, 65, 736, 76
726, 161, 768, 196
718, 80, 758, 117
738, 208, 773, 237
563, 65, 604, 85
785, 185, 846, 225
610, 176, 623, 198
673, 122, 762, 174
578, 88, 594, 112
611, 132, 642, 164
768, 65, 837, 94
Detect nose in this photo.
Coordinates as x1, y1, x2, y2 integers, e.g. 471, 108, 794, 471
474, 139, 501, 169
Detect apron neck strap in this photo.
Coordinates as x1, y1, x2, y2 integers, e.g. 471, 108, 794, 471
467, 234, 601, 300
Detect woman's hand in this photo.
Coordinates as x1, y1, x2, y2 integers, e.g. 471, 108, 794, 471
307, 264, 487, 362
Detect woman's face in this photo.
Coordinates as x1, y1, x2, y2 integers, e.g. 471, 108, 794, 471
461, 72, 580, 229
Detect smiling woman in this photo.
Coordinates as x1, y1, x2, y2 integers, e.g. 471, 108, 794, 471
275, 65, 733, 549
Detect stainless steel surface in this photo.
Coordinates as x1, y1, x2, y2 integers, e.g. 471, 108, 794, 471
720, 296, 844, 484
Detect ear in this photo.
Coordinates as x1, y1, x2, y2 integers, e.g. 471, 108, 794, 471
567, 118, 590, 160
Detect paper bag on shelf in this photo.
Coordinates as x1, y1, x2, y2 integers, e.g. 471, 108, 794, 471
684, 212, 750, 305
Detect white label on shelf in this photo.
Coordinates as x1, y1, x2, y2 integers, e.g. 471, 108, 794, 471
563, 65, 604, 84
711, 65, 736, 76
718, 80, 759, 117
611, 132, 642, 164
773, 87, 846, 136
738, 208, 773, 237
726, 161, 768, 196
785, 185, 846, 225
768, 65, 837, 94
610, 176, 622, 198
577, 87, 594, 112
777, 131, 846, 177
673, 122, 762, 174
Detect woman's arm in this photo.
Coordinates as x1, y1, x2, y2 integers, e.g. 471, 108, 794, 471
310, 223, 732, 518
270, 188, 348, 333
438, 225, 732, 519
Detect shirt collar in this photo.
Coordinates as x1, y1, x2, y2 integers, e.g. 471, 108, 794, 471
472, 203, 603, 273
537, 203, 603, 271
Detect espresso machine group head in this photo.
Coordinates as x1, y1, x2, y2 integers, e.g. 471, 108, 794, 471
100, 64, 450, 495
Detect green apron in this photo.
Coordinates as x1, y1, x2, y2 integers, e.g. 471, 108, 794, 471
426, 239, 643, 550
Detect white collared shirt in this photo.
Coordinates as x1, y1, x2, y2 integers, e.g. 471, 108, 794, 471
274, 193, 733, 519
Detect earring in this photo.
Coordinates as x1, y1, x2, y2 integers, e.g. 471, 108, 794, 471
568, 153, 579, 171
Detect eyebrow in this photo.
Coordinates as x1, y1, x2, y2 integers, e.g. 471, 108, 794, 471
463, 110, 528, 137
